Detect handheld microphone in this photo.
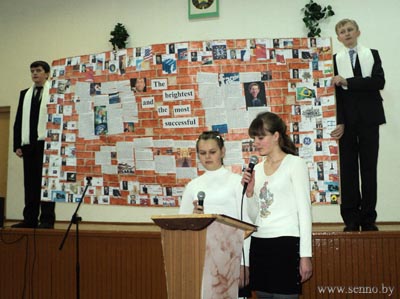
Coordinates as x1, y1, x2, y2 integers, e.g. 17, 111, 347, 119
197, 191, 205, 207
242, 155, 259, 195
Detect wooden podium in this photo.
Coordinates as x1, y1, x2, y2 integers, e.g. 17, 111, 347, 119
152, 214, 256, 299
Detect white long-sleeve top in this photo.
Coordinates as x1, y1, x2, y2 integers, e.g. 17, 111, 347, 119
246, 154, 312, 257
179, 166, 252, 265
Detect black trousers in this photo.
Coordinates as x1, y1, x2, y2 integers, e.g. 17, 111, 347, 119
21, 141, 55, 225
239, 285, 251, 298
339, 124, 380, 226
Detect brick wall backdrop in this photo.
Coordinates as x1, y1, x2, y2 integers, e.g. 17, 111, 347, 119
42, 37, 338, 208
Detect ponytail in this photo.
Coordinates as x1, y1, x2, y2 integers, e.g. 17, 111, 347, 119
280, 131, 298, 155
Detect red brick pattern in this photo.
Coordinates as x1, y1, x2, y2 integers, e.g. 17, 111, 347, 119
42, 38, 338, 207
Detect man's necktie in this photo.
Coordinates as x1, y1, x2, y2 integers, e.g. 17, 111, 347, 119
349, 49, 355, 67
34, 86, 43, 102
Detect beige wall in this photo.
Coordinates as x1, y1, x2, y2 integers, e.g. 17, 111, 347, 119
1, 0, 399, 223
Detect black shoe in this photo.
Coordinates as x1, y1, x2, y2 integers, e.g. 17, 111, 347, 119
361, 224, 379, 231
11, 222, 37, 228
343, 224, 359, 232
37, 222, 54, 229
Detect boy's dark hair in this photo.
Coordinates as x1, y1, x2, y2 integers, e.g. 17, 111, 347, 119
335, 19, 359, 34
30, 60, 51, 73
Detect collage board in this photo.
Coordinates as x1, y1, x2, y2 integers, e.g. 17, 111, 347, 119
42, 36, 339, 207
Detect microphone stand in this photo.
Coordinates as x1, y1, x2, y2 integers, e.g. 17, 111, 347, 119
59, 176, 92, 299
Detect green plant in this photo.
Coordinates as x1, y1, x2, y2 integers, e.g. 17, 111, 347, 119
302, 0, 335, 37
109, 23, 130, 50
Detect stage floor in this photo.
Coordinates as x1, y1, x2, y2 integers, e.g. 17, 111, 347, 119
3, 220, 400, 232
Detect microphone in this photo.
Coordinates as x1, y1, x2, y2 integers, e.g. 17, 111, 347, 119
242, 155, 259, 195
197, 191, 205, 207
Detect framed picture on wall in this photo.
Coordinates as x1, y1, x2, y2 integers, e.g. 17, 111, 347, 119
188, 0, 219, 19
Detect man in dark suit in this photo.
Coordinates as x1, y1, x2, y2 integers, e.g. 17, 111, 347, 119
331, 19, 386, 232
246, 82, 266, 108
12, 61, 55, 229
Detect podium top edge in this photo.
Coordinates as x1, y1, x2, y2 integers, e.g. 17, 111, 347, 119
152, 214, 220, 220
151, 214, 257, 236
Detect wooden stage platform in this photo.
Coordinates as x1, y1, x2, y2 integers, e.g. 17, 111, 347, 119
0, 222, 399, 299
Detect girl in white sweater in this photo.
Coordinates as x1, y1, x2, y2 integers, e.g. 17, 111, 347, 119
179, 131, 252, 296
241, 112, 313, 299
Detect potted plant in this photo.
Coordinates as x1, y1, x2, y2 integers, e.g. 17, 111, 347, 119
109, 23, 130, 50
302, 0, 335, 37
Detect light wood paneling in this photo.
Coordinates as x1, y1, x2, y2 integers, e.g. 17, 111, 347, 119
0, 223, 399, 299
301, 231, 400, 299
0, 228, 167, 299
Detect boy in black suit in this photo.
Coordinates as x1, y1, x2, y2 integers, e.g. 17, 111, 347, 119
12, 61, 55, 229
330, 19, 386, 232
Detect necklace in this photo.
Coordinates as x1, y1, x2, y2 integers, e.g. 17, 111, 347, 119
265, 154, 286, 164
263, 154, 286, 176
